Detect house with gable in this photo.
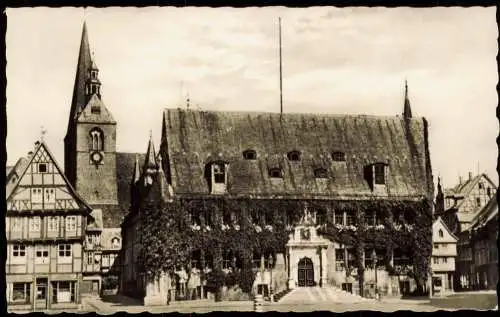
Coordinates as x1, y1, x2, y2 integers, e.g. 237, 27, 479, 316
431, 216, 458, 296
5, 139, 97, 311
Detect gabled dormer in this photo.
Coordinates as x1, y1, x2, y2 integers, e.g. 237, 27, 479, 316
364, 162, 389, 193
205, 160, 229, 194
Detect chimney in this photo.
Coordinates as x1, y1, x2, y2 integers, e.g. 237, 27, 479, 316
468, 172, 472, 181
27, 151, 33, 157
459, 176, 463, 184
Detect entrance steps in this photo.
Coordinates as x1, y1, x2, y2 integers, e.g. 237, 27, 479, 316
278, 286, 374, 304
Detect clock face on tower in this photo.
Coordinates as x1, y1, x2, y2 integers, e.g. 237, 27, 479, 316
90, 151, 103, 165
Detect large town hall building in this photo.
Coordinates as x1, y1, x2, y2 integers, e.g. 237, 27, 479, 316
7, 21, 435, 308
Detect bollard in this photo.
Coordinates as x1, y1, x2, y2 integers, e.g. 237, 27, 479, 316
254, 294, 264, 312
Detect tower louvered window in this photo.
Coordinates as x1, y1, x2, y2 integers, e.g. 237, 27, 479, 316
89, 128, 104, 151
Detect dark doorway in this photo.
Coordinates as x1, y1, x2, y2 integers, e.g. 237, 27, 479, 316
297, 257, 314, 287
35, 278, 48, 310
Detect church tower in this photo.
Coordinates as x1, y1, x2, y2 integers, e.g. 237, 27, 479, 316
64, 22, 118, 206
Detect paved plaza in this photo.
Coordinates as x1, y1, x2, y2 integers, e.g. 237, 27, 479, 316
79, 290, 498, 314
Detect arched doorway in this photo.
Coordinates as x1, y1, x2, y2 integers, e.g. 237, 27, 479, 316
297, 257, 314, 287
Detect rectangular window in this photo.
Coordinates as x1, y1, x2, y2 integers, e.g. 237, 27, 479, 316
32, 188, 43, 204
65, 216, 77, 232
87, 252, 93, 265
48, 216, 59, 232
213, 163, 225, 184
442, 257, 448, 264
44, 188, 55, 204
374, 164, 386, 185
434, 243, 439, 249
52, 281, 76, 303
364, 210, 375, 226
58, 244, 72, 263
11, 282, 31, 303
334, 211, 344, 225
222, 250, 233, 269
12, 245, 26, 257
38, 163, 47, 173
12, 217, 22, 232
30, 216, 41, 231
35, 245, 50, 264
335, 248, 345, 271
433, 257, 439, 264
346, 211, 356, 226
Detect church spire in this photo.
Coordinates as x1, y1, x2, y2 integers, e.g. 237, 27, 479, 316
67, 21, 92, 131
403, 79, 412, 119
161, 110, 167, 141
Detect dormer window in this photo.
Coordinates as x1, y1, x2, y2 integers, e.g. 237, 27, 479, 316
213, 163, 225, 184
287, 151, 301, 161
332, 151, 346, 162
364, 162, 388, 189
269, 168, 283, 178
208, 161, 228, 194
478, 182, 484, 190
374, 164, 386, 185
438, 229, 443, 238
314, 168, 328, 179
243, 149, 257, 160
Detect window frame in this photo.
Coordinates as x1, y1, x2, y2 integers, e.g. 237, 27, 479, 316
58, 244, 72, 264
38, 163, 48, 173
11, 282, 31, 304
65, 216, 77, 232
374, 163, 386, 185
48, 216, 59, 232
35, 245, 50, 264
287, 150, 301, 162
30, 216, 41, 232
212, 163, 226, 184
51, 281, 76, 304
269, 168, 283, 179
314, 167, 328, 179
242, 149, 257, 160
332, 151, 346, 162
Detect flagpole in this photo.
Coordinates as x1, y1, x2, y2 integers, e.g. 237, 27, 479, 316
279, 17, 283, 118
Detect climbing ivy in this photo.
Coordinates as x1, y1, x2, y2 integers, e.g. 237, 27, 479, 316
136, 196, 432, 296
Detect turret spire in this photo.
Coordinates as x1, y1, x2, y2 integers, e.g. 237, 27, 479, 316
161, 110, 167, 141
403, 79, 412, 119
132, 154, 141, 184
435, 176, 445, 216
144, 131, 157, 172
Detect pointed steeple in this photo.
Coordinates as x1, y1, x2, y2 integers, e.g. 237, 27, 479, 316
435, 176, 445, 215
67, 21, 93, 132
132, 154, 141, 184
403, 79, 412, 119
161, 110, 167, 141
144, 131, 158, 172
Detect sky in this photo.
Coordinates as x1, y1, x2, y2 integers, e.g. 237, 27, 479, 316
6, 6, 498, 189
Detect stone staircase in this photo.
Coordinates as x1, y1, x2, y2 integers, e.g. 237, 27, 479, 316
278, 286, 374, 304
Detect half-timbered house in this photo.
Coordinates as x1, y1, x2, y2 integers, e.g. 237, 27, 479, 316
6, 140, 95, 311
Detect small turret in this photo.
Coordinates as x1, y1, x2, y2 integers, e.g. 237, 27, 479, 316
403, 79, 412, 119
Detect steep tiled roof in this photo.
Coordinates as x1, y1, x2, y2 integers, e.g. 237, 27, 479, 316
87, 209, 103, 231
470, 197, 498, 230
162, 108, 432, 199
101, 228, 122, 250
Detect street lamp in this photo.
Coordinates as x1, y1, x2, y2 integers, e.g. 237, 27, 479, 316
269, 255, 274, 301
371, 249, 378, 299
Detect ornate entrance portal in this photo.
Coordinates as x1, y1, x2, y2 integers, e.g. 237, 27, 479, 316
297, 257, 314, 287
